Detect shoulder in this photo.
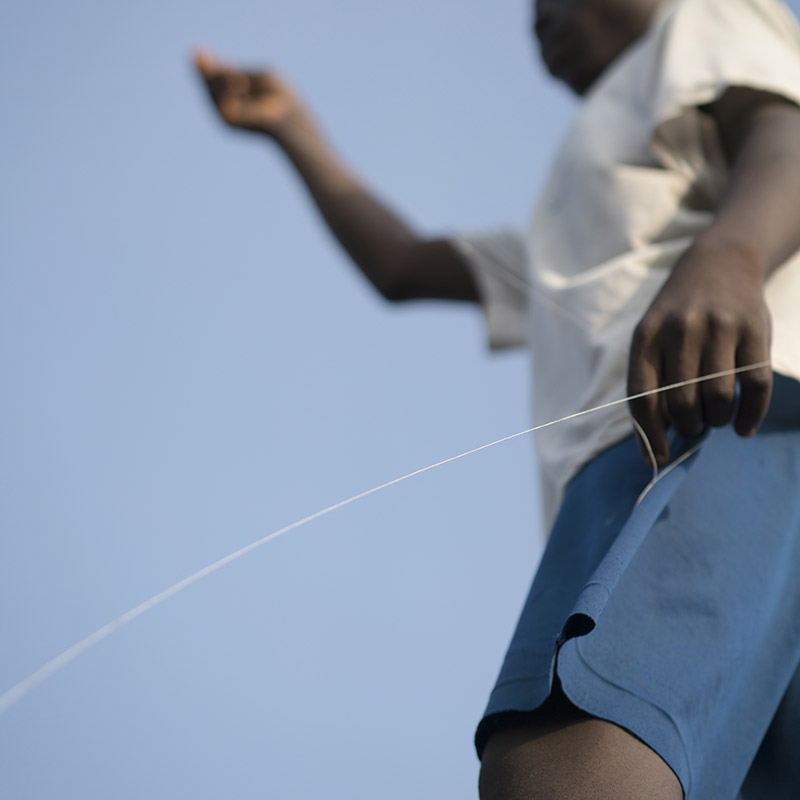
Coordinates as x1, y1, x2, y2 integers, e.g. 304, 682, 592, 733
636, 0, 800, 131
659, 0, 800, 49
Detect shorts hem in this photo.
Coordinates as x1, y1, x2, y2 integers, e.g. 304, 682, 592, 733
557, 636, 692, 797
474, 676, 551, 759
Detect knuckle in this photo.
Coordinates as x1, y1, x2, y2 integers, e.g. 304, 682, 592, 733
251, 74, 272, 92
662, 309, 701, 338
707, 308, 737, 336
740, 317, 765, 340
632, 319, 657, 349
740, 307, 772, 340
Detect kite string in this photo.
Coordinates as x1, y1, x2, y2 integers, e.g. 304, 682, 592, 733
0, 359, 771, 716
632, 415, 706, 508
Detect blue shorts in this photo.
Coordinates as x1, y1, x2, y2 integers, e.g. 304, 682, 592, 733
477, 374, 800, 800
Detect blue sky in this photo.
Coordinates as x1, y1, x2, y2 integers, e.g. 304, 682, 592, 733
2, 1, 799, 798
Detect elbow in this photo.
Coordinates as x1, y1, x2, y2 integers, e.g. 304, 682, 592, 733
377, 275, 414, 302
372, 261, 416, 303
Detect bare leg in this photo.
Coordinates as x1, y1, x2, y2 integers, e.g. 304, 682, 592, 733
479, 689, 684, 800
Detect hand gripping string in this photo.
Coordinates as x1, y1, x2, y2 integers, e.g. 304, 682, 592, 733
0, 360, 772, 716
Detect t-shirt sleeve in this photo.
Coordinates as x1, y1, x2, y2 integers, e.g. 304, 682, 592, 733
647, 0, 800, 171
449, 230, 529, 350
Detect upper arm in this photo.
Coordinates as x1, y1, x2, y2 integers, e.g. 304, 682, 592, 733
384, 239, 480, 303
697, 87, 800, 275
704, 87, 800, 164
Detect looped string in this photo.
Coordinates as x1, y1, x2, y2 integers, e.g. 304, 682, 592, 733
632, 416, 707, 507
0, 359, 772, 715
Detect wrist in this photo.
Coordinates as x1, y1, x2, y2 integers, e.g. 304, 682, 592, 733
684, 231, 769, 284
270, 113, 322, 149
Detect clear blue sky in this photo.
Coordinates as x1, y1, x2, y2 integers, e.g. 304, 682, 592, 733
2, 1, 799, 798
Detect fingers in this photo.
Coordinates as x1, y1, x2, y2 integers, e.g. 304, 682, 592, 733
734, 336, 772, 436
700, 360, 737, 429
628, 323, 670, 467
204, 68, 250, 102
193, 48, 276, 94
192, 48, 217, 79
629, 309, 772, 469
656, 311, 745, 439
193, 48, 252, 101
661, 315, 704, 438
698, 318, 738, 429
249, 72, 283, 94
194, 49, 245, 98
192, 49, 252, 128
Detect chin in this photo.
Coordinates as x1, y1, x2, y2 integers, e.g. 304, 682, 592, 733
560, 66, 599, 96
542, 48, 604, 96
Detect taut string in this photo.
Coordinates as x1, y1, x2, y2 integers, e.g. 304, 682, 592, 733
0, 359, 771, 715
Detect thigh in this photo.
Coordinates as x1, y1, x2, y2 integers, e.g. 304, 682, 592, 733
479, 689, 683, 800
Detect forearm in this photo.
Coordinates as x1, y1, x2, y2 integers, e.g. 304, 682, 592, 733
194, 53, 477, 303
694, 95, 800, 281
276, 123, 478, 302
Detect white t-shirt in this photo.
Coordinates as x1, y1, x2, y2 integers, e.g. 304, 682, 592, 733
455, 0, 800, 530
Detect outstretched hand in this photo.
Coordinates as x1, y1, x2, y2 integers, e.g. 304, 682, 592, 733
627, 240, 773, 466
193, 49, 317, 142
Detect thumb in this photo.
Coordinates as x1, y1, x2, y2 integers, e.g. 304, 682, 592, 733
192, 48, 219, 79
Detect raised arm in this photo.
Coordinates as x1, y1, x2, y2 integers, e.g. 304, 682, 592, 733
628, 90, 800, 465
193, 50, 478, 303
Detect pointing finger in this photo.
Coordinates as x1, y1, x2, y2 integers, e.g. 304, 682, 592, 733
192, 48, 217, 79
